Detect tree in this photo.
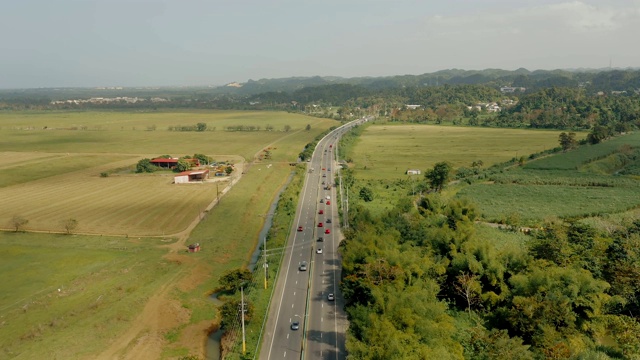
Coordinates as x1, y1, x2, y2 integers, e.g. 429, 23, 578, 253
558, 132, 577, 151
193, 153, 212, 165
196, 122, 207, 132
219, 268, 252, 293
425, 161, 452, 192
587, 125, 611, 144
63, 218, 78, 235
283, 124, 291, 132
225, 166, 234, 175
135, 158, 156, 173
305, 124, 311, 131
359, 187, 374, 202
220, 298, 255, 327
10, 215, 28, 232
454, 272, 482, 312
174, 159, 191, 172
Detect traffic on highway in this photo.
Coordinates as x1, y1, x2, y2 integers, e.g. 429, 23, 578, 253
260, 118, 368, 359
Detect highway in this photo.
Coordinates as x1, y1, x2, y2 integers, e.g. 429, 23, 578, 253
260, 118, 368, 360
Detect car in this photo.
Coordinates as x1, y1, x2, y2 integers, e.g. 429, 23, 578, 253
317, 237, 324, 242
297, 226, 303, 232
322, 168, 326, 171
299, 261, 307, 271
318, 209, 324, 214
322, 174, 326, 178
317, 222, 323, 227
326, 218, 332, 223
322, 181, 325, 185
316, 248, 323, 254
326, 200, 331, 205
320, 199, 324, 203
325, 229, 330, 234
328, 168, 331, 171
291, 321, 300, 330
327, 293, 335, 301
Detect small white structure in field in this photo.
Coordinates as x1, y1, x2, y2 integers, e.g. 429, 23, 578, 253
406, 169, 421, 175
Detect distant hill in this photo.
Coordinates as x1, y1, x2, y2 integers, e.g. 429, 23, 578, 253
216, 68, 640, 96
1, 68, 639, 102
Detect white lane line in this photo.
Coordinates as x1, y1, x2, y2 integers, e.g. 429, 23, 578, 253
296, 280, 298, 285
287, 333, 289, 339
292, 303, 294, 308
321, 317, 323, 322
294, 291, 296, 296
284, 351, 287, 357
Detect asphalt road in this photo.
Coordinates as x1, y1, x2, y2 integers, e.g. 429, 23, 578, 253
260, 118, 368, 360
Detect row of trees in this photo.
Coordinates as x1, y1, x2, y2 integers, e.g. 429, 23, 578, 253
8, 215, 78, 234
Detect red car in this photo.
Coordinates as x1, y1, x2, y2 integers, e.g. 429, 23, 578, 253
318, 209, 324, 214
325, 229, 331, 234
318, 222, 323, 227
297, 226, 303, 232
326, 201, 331, 205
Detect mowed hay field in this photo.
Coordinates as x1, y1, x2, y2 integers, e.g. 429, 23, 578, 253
350, 124, 570, 181
0, 110, 338, 359
0, 110, 332, 161
0, 111, 337, 235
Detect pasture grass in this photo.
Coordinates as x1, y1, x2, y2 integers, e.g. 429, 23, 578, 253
524, 132, 640, 170
349, 124, 568, 181
0, 110, 337, 161
0, 110, 336, 236
458, 183, 640, 225
0, 231, 177, 359
345, 124, 640, 225
160, 163, 303, 356
0, 110, 335, 357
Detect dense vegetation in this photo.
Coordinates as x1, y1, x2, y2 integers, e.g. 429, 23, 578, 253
339, 193, 640, 359
336, 121, 640, 359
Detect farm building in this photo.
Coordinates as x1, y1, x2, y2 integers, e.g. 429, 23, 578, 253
151, 157, 200, 169
406, 169, 421, 175
188, 243, 201, 252
174, 169, 209, 184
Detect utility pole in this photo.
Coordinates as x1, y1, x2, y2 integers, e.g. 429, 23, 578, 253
241, 287, 246, 355
263, 237, 268, 289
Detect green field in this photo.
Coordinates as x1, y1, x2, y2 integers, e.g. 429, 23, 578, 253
348, 124, 572, 181
345, 124, 640, 226
0, 110, 339, 358
0, 232, 177, 359
0, 111, 336, 235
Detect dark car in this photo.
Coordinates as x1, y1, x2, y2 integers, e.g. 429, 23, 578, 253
297, 226, 303, 232
291, 321, 300, 330
317, 237, 324, 242
317, 222, 323, 227
326, 219, 332, 223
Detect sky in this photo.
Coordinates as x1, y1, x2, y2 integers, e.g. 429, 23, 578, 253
1, 0, 639, 89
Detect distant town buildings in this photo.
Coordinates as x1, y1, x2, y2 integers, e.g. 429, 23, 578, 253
50, 97, 169, 105
500, 86, 526, 93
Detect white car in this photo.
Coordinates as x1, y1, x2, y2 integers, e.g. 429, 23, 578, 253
327, 293, 335, 301
316, 248, 323, 254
